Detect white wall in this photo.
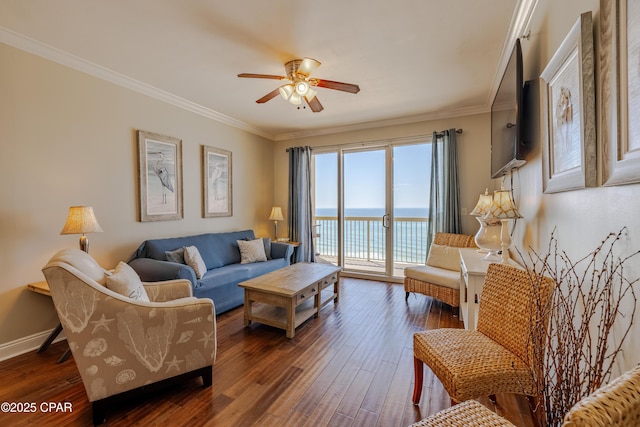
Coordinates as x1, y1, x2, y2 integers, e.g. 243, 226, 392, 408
0, 42, 275, 348
505, 0, 640, 374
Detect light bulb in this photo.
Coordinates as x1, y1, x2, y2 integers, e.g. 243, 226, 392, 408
295, 81, 309, 96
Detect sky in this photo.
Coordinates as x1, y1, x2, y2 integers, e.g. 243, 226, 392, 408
314, 143, 431, 211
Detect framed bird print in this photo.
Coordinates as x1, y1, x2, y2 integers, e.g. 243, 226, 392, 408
137, 130, 183, 222
202, 145, 232, 217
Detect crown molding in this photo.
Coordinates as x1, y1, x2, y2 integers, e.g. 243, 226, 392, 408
0, 26, 274, 140
273, 104, 489, 141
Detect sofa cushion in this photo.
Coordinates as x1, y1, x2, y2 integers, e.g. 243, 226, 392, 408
404, 265, 460, 290
238, 239, 267, 264
165, 247, 185, 264
184, 246, 207, 279
426, 244, 461, 272
106, 261, 150, 301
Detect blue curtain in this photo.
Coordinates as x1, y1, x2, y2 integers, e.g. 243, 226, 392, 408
427, 129, 462, 252
288, 146, 315, 263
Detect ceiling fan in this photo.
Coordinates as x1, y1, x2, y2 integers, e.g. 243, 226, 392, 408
238, 57, 360, 112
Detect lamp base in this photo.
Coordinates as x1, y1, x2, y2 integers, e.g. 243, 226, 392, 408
481, 250, 502, 262
79, 234, 89, 253
473, 217, 501, 261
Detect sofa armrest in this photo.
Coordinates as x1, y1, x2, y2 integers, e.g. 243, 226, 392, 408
271, 242, 294, 262
143, 279, 193, 302
128, 258, 197, 288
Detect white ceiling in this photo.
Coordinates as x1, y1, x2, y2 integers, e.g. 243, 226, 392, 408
0, 0, 535, 141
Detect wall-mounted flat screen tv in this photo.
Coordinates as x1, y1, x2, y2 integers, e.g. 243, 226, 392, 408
491, 38, 529, 178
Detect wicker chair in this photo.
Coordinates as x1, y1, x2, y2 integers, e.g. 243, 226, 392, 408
409, 364, 640, 426
412, 263, 555, 411
404, 232, 476, 314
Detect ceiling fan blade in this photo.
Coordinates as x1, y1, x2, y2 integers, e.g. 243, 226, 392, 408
305, 95, 324, 112
238, 73, 286, 80
256, 88, 281, 104
297, 58, 321, 77
314, 79, 360, 94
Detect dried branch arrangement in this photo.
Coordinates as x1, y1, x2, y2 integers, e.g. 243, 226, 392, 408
518, 228, 640, 426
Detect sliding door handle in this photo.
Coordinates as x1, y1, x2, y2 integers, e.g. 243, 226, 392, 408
382, 213, 390, 229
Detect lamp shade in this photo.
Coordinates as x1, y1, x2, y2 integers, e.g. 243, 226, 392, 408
470, 189, 493, 216
60, 206, 103, 235
487, 188, 523, 219
268, 206, 284, 221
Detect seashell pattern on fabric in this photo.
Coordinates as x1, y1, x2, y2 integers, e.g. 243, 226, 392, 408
83, 338, 108, 357
176, 331, 193, 344
104, 355, 126, 366
115, 369, 136, 384
90, 378, 107, 400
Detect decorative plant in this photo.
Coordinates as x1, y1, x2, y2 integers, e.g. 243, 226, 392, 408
518, 228, 640, 426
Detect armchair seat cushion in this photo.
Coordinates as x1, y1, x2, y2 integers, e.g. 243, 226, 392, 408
405, 265, 460, 290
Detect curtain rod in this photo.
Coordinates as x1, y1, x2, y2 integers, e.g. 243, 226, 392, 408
434, 128, 463, 138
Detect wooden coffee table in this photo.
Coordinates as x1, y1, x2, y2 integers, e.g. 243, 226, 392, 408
239, 262, 341, 338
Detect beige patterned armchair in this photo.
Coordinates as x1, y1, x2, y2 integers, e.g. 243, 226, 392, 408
42, 248, 216, 425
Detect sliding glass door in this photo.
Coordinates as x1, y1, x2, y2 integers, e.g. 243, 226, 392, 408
313, 139, 430, 279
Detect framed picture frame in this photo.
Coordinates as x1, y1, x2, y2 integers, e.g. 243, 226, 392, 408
540, 11, 596, 193
600, 0, 640, 186
137, 130, 183, 222
202, 145, 232, 217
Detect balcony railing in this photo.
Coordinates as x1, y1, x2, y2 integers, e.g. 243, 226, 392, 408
314, 216, 429, 264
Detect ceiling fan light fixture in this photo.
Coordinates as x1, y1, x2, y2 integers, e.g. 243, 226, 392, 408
288, 92, 302, 105
279, 84, 294, 100
295, 80, 309, 96
305, 87, 318, 101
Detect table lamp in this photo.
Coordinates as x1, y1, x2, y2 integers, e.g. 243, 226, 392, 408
470, 188, 502, 261
60, 206, 103, 253
485, 187, 522, 263
268, 206, 284, 240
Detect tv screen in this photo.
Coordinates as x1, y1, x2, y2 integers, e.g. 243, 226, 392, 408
491, 39, 527, 178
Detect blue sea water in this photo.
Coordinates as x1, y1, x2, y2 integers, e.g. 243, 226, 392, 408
314, 207, 429, 263
315, 207, 428, 218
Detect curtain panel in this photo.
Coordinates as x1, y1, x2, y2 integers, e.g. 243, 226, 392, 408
288, 146, 315, 263
427, 129, 462, 252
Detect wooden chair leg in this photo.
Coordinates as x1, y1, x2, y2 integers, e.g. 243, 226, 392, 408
489, 394, 497, 404
412, 356, 424, 404
452, 306, 459, 316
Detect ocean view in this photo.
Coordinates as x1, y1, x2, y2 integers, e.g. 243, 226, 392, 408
314, 207, 428, 264
315, 207, 428, 218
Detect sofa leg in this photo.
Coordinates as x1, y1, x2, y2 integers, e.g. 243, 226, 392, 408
405, 291, 410, 301
412, 356, 424, 405
92, 401, 107, 426
202, 366, 213, 387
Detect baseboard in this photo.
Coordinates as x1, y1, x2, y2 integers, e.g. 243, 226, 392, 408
0, 328, 67, 362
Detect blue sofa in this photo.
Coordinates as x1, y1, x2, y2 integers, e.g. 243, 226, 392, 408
128, 230, 293, 314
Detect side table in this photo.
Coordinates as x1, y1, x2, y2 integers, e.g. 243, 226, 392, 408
27, 281, 71, 363
458, 248, 520, 330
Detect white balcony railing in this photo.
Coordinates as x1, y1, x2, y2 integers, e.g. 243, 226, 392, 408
314, 216, 428, 264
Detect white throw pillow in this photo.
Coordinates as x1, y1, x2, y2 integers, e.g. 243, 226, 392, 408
426, 243, 461, 272
237, 239, 267, 264
106, 261, 150, 302
183, 246, 207, 279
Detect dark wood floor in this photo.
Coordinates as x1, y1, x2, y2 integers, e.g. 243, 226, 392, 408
0, 278, 534, 426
